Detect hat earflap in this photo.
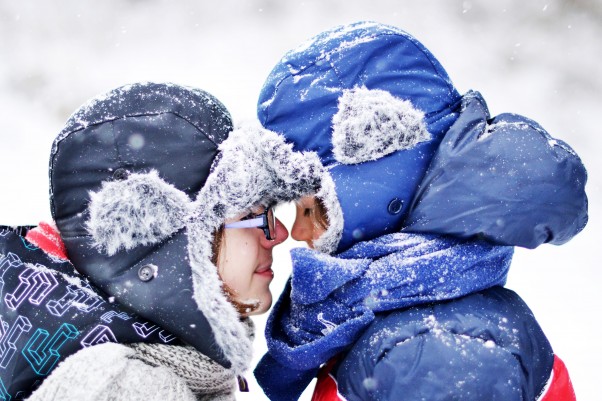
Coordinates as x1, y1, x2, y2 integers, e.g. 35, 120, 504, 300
86, 170, 191, 256
332, 86, 431, 164
185, 124, 324, 374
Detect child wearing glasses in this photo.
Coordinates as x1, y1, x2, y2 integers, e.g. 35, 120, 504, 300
254, 22, 587, 401
0, 82, 322, 400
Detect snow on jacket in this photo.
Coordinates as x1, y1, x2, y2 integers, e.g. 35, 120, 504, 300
0, 225, 187, 398
313, 287, 574, 401
255, 233, 575, 401
1, 82, 324, 399
255, 233, 514, 400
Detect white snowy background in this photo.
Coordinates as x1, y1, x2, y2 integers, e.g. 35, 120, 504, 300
0, 1, 599, 400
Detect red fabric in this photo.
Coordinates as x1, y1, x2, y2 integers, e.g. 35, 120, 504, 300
312, 357, 345, 401
539, 355, 576, 401
24, 221, 68, 260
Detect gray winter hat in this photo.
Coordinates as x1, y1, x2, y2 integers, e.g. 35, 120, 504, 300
50, 82, 323, 374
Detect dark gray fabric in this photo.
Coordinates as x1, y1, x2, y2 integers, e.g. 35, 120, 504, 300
49, 82, 233, 367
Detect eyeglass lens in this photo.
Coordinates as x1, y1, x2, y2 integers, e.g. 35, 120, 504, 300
267, 208, 276, 240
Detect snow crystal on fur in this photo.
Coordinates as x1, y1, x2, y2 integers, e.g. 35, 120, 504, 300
186, 123, 324, 374
332, 87, 431, 164
86, 170, 191, 256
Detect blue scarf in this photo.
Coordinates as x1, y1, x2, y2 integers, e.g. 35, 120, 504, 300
254, 233, 513, 400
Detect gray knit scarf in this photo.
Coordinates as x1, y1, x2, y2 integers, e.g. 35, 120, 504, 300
130, 318, 255, 400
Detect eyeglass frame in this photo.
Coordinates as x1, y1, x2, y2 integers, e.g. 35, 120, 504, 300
224, 207, 276, 241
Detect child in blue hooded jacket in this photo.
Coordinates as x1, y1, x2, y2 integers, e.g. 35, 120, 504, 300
253, 22, 587, 401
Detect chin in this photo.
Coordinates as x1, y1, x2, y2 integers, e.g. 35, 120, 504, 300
250, 294, 273, 316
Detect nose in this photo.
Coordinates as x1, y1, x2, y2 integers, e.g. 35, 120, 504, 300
263, 218, 288, 248
291, 209, 313, 245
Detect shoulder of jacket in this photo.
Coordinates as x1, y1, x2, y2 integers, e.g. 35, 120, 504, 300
335, 288, 554, 400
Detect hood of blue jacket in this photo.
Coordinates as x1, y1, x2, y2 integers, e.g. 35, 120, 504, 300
258, 21, 588, 251
258, 21, 462, 252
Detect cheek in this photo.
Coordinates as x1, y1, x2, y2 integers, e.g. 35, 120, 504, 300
292, 215, 314, 237
218, 230, 260, 294
312, 219, 326, 240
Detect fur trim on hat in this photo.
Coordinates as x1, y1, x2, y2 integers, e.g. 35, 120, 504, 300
187, 124, 323, 374
86, 170, 191, 256
332, 87, 431, 164
85, 124, 323, 375
197, 124, 324, 216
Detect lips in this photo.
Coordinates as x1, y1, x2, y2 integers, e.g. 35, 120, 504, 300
255, 263, 274, 277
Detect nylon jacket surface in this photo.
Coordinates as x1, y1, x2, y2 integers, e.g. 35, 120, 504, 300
0, 226, 177, 398
317, 287, 559, 401
257, 21, 588, 253
49, 82, 233, 368
403, 91, 588, 248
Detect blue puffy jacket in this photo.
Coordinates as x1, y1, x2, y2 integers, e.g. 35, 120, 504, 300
315, 287, 568, 401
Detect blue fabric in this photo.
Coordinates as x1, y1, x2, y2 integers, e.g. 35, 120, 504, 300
258, 21, 462, 252
404, 91, 588, 248
258, 21, 588, 253
334, 287, 554, 401
255, 233, 513, 400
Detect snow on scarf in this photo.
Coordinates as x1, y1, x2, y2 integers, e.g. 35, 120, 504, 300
254, 232, 513, 401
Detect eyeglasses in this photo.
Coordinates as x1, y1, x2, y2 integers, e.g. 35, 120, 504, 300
224, 207, 276, 241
